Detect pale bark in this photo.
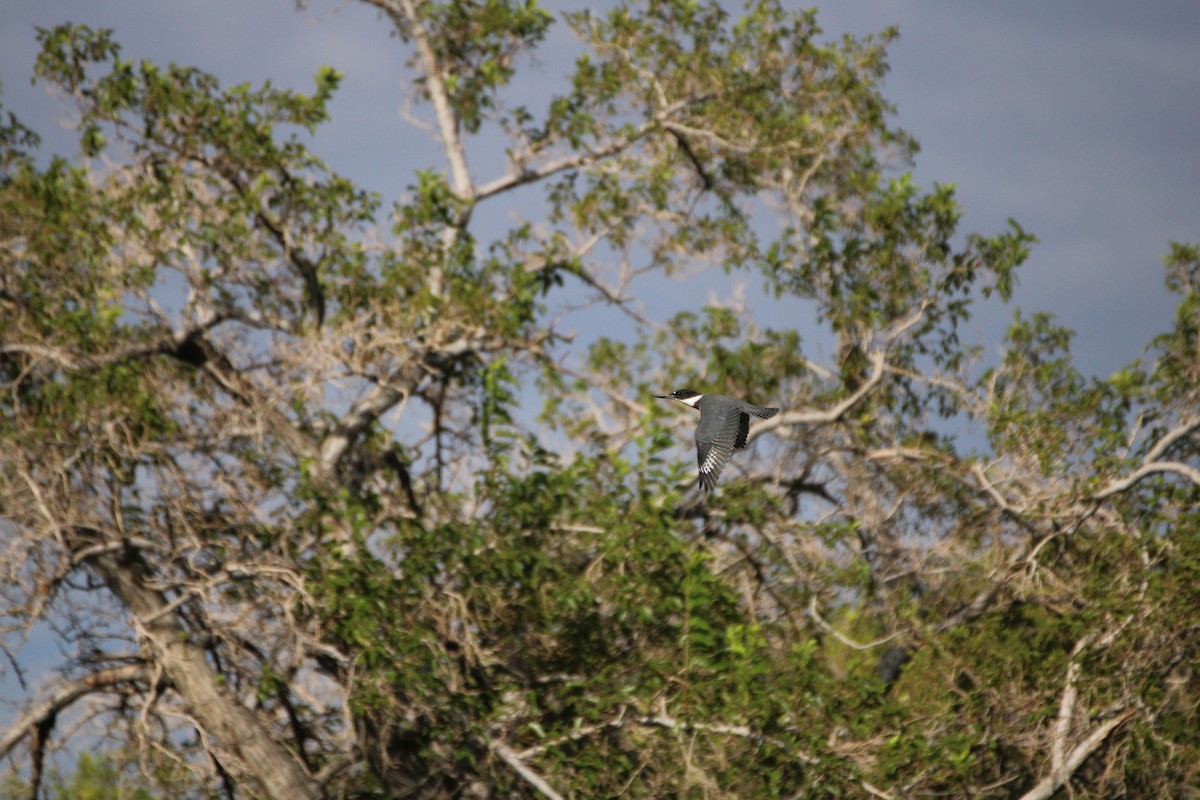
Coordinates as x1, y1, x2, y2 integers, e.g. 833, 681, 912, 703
89, 545, 322, 800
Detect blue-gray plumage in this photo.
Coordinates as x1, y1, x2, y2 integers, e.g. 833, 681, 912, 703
655, 390, 779, 491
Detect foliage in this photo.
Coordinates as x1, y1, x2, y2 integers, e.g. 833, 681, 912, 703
1, 2, 1198, 799
1, 752, 159, 800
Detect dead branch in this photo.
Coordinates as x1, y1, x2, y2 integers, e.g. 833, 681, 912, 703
747, 350, 887, 445
0, 665, 149, 760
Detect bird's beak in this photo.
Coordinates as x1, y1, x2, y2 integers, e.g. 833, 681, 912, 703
654, 394, 671, 399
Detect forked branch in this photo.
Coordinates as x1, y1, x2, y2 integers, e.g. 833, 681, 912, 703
746, 349, 887, 445
0, 665, 149, 760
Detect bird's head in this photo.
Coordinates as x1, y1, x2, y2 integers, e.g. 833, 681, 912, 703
655, 389, 703, 408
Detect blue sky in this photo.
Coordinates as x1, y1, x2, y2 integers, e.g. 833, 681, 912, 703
825, 2, 1200, 376
2, 0, 1198, 378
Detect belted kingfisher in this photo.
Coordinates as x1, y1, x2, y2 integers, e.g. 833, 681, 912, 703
655, 390, 780, 491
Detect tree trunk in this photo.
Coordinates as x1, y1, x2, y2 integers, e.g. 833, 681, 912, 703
90, 543, 323, 800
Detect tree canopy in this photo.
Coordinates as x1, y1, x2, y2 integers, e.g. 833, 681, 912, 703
2, 2, 1199, 798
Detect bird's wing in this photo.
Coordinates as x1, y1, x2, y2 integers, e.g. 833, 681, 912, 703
734, 405, 779, 450
697, 405, 744, 492
733, 411, 751, 450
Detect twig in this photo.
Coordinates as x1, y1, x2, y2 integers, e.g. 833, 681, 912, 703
490, 741, 565, 800
475, 129, 654, 200
747, 350, 887, 445
0, 666, 148, 759
807, 597, 901, 651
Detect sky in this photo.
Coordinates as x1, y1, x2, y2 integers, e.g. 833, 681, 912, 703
3, 1, 1198, 378
823, 2, 1200, 377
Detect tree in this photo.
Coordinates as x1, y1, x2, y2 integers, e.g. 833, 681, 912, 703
1, 1, 1198, 798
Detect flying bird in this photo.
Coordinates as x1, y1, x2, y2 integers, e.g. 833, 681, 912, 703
655, 390, 779, 491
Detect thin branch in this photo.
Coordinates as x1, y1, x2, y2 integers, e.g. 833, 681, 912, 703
665, 127, 715, 190
364, 0, 472, 200
1093, 460, 1200, 500
1142, 415, 1200, 463
183, 335, 319, 465
316, 382, 407, 480
661, 120, 757, 156
474, 90, 726, 202
315, 325, 502, 480
807, 597, 901, 651
1018, 710, 1135, 800
865, 446, 954, 465
1051, 639, 1089, 775
747, 350, 887, 445
883, 300, 931, 344
490, 741, 566, 800
475, 128, 654, 200
0, 665, 149, 760
1093, 415, 1200, 499
971, 461, 1018, 514
933, 581, 1006, 634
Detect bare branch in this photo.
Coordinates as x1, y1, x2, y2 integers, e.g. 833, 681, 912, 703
1018, 710, 1135, 800
512, 706, 900, 799
747, 350, 887, 445
314, 326, 501, 481
88, 543, 323, 800
475, 128, 654, 201
1093, 460, 1200, 500
1142, 415, 1200, 464
807, 597, 901, 651
0, 665, 149, 760
933, 581, 1006, 634
490, 741, 566, 800
475, 87, 733, 203
1051, 639, 1089, 775
883, 300, 932, 343
1093, 415, 1200, 499
316, 382, 407, 480
363, 0, 472, 201
970, 461, 1019, 514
